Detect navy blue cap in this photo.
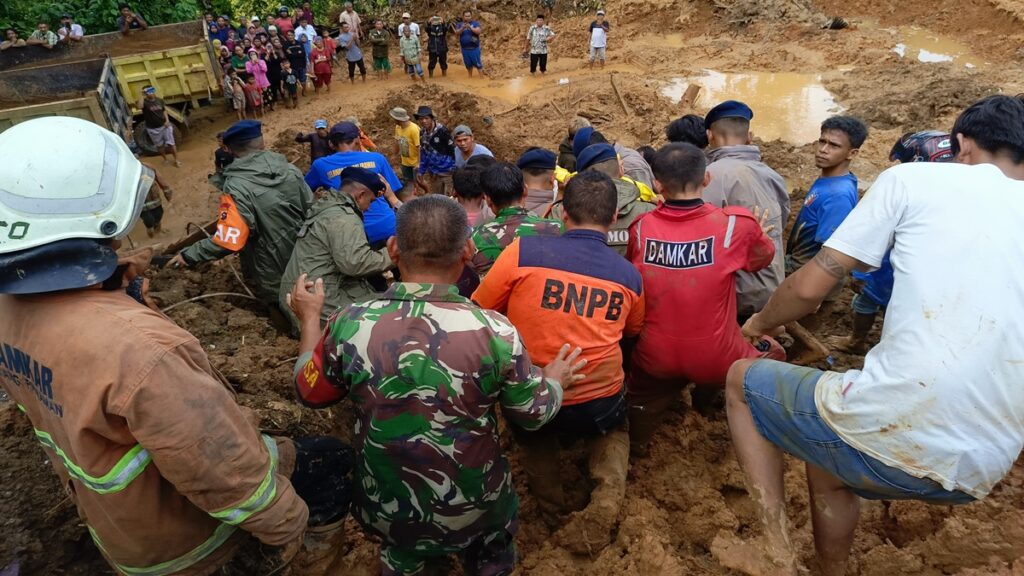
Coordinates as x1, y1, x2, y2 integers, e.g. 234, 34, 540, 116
516, 148, 556, 170
576, 143, 617, 171
339, 166, 385, 194
572, 126, 595, 158
329, 121, 360, 140
222, 120, 263, 146
704, 100, 753, 127
0, 239, 118, 295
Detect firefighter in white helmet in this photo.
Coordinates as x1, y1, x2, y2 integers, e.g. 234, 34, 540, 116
0, 117, 350, 576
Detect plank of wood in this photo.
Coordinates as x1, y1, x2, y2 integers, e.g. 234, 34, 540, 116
609, 73, 632, 116
162, 219, 217, 255
785, 321, 831, 364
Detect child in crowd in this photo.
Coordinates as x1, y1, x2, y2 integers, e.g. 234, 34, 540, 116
311, 37, 333, 93
243, 75, 263, 118
399, 27, 425, 82
224, 67, 245, 120
281, 60, 299, 108
214, 132, 234, 173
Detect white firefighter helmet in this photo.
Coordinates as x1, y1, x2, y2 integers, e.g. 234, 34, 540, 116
0, 117, 153, 293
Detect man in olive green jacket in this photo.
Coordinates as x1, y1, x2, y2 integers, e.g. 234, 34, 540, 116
548, 143, 655, 256
279, 167, 400, 332
171, 121, 312, 304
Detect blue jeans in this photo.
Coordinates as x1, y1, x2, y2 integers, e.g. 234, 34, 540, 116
851, 292, 883, 315
743, 360, 974, 504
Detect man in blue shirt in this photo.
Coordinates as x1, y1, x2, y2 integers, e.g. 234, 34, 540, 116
455, 11, 487, 77
785, 115, 868, 274
453, 124, 494, 167
306, 122, 403, 247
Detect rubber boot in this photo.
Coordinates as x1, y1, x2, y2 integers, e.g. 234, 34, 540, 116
288, 518, 346, 576
558, 428, 629, 555
514, 427, 565, 527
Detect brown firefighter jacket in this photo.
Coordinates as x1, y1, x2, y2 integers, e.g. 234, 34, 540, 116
0, 289, 308, 575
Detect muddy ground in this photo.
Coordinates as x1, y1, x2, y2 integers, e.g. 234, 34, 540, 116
4, 0, 1024, 574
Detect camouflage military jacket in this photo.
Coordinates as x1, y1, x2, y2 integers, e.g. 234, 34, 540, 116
470, 206, 561, 276
293, 282, 563, 552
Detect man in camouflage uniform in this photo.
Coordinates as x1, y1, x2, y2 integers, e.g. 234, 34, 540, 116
549, 143, 655, 256
278, 167, 400, 333
287, 195, 585, 575
471, 162, 562, 276
169, 120, 312, 304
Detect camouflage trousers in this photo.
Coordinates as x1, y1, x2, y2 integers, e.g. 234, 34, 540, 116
380, 525, 517, 576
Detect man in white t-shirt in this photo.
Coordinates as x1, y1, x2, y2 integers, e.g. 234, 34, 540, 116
57, 14, 85, 43
397, 13, 420, 38
718, 94, 1024, 576
588, 10, 609, 69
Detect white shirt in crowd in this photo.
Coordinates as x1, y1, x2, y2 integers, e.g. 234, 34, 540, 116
398, 22, 420, 37
296, 23, 317, 42
589, 21, 608, 48
818, 161, 1024, 500
58, 23, 85, 40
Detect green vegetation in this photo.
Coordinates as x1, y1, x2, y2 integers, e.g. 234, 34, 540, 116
0, 0, 398, 36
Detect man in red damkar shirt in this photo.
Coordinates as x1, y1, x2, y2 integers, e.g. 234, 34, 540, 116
626, 143, 783, 448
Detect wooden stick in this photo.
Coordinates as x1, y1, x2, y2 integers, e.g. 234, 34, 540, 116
609, 73, 632, 116
549, 99, 564, 116
681, 84, 702, 109
162, 219, 217, 255
785, 321, 830, 363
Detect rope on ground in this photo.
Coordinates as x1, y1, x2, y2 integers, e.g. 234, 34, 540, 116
160, 292, 260, 314
185, 221, 256, 299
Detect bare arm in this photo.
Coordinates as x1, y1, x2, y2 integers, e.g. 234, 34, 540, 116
744, 247, 866, 338
136, 14, 148, 30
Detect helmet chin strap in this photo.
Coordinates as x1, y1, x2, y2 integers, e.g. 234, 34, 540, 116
0, 239, 118, 295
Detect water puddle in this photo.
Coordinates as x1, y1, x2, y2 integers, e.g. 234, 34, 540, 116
892, 27, 981, 67
661, 70, 843, 144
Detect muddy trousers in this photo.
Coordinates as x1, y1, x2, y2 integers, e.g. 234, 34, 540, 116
512, 391, 629, 519
380, 524, 517, 576
529, 53, 547, 73
428, 51, 448, 75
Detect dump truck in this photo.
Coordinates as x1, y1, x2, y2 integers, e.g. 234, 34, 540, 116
0, 58, 132, 137
0, 20, 220, 140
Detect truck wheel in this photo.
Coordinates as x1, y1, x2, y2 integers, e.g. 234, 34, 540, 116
133, 123, 184, 157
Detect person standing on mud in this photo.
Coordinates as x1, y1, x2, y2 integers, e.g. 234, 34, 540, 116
295, 119, 332, 164
525, 14, 556, 75
0, 117, 353, 576
426, 15, 449, 77
367, 19, 392, 80
289, 195, 583, 576
470, 162, 562, 276
169, 120, 313, 307
278, 167, 396, 332
830, 130, 956, 354
702, 100, 789, 321
473, 170, 644, 553
138, 86, 181, 167
588, 10, 609, 69
720, 95, 1024, 576
415, 105, 457, 195
305, 121, 403, 248
549, 143, 655, 255
624, 143, 782, 450
785, 116, 868, 327
455, 10, 487, 77
518, 147, 559, 215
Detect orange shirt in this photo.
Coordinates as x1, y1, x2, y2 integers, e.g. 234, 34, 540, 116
473, 229, 645, 405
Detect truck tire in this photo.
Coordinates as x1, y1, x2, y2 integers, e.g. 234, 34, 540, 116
133, 123, 184, 156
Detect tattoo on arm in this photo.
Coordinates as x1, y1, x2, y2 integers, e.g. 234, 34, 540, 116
811, 249, 849, 280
